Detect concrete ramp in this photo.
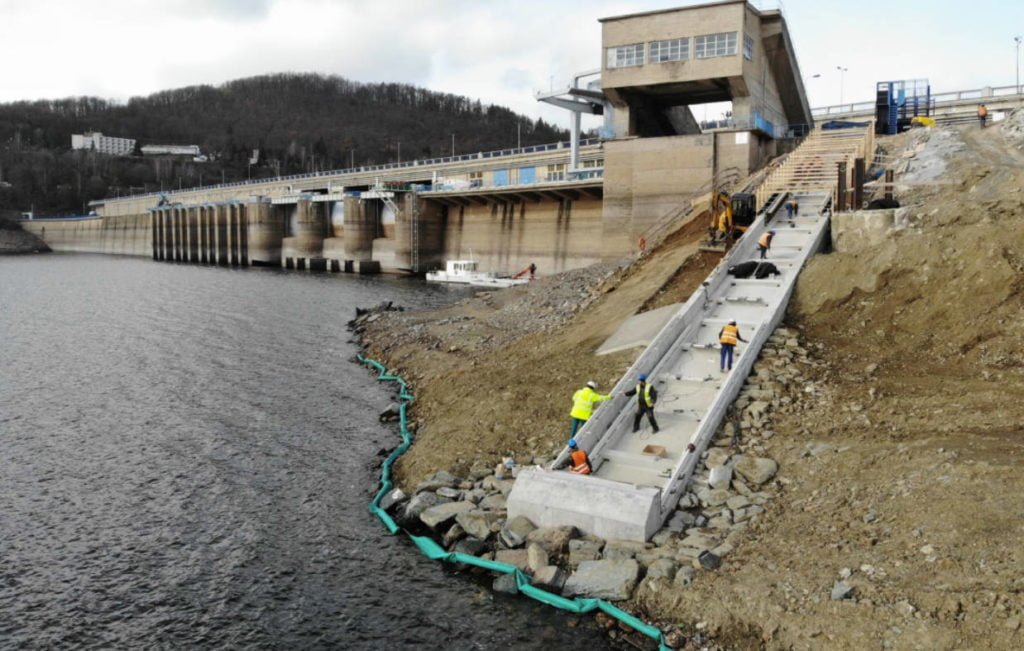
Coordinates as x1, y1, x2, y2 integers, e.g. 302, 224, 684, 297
509, 193, 831, 540
595, 303, 682, 356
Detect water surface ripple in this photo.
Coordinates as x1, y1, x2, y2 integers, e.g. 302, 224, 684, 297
0, 254, 609, 650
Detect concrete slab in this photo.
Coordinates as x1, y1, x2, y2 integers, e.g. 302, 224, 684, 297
506, 468, 663, 541
596, 303, 682, 356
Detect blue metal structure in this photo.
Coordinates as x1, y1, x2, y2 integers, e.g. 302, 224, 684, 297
876, 79, 932, 135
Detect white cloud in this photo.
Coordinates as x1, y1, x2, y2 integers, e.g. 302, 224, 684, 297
2, 0, 1022, 128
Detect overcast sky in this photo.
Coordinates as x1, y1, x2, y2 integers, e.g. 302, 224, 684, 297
2, 0, 1022, 128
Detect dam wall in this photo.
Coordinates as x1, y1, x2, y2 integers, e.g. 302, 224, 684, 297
438, 196, 604, 275
601, 131, 775, 257
21, 214, 152, 257
23, 191, 609, 278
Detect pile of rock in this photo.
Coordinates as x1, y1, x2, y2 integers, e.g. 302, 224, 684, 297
1000, 107, 1024, 144
473, 263, 620, 338
895, 127, 964, 184
348, 301, 405, 333
354, 263, 619, 357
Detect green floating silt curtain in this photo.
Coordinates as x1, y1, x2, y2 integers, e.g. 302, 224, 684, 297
357, 354, 670, 651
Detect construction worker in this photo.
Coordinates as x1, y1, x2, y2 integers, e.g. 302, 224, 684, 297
718, 319, 748, 372
785, 197, 799, 218
529, 262, 537, 279
569, 380, 612, 437
757, 230, 775, 260
978, 103, 988, 129
567, 438, 592, 474
626, 373, 659, 433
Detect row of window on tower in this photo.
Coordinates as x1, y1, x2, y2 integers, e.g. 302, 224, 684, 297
606, 32, 754, 68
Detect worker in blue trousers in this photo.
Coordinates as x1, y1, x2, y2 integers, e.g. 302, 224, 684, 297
718, 320, 748, 372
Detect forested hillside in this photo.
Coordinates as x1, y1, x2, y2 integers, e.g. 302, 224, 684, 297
0, 73, 567, 215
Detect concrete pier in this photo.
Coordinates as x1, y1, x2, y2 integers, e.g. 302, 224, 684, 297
281, 199, 327, 270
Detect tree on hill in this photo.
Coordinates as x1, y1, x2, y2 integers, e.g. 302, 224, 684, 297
0, 73, 569, 215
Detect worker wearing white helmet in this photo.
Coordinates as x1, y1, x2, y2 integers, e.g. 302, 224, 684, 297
569, 380, 612, 437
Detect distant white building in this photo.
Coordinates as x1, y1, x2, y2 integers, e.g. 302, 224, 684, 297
141, 144, 201, 157
71, 132, 136, 156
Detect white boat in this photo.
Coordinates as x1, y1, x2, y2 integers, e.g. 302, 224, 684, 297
426, 259, 533, 288
425, 259, 489, 284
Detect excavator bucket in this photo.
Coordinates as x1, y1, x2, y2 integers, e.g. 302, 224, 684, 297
698, 237, 728, 253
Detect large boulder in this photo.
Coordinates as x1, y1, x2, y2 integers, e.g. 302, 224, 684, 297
479, 494, 507, 510
500, 515, 537, 548
443, 523, 466, 548
378, 487, 406, 512
482, 475, 516, 495
453, 537, 487, 557
436, 486, 463, 500
526, 543, 549, 573
704, 448, 732, 469
602, 540, 648, 561
495, 549, 530, 572
734, 455, 778, 485
646, 558, 677, 580
455, 510, 502, 540
416, 470, 461, 493
525, 526, 577, 557
562, 559, 640, 601
704, 488, 731, 507
531, 565, 567, 592
708, 464, 733, 489
568, 538, 603, 565
666, 510, 696, 533
493, 573, 519, 594
403, 491, 442, 521
419, 501, 476, 529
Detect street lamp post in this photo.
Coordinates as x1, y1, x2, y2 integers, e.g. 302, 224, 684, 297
836, 66, 848, 106
1015, 36, 1022, 97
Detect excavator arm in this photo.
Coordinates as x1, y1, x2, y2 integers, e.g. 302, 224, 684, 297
512, 263, 536, 280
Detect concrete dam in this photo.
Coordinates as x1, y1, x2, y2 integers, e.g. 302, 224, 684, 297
22, 0, 813, 278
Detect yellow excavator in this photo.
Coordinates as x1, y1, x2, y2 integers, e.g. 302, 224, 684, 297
699, 191, 757, 253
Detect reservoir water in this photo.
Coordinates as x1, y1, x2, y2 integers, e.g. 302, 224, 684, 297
0, 254, 611, 649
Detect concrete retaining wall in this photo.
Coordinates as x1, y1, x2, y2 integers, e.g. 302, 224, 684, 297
21, 215, 152, 257
439, 196, 605, 275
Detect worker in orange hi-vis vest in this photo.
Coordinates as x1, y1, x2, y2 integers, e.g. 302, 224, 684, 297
718, 319, 748, 372
567, 438, 591, 474
757, 230, 775, 259
978, 103, 988, 129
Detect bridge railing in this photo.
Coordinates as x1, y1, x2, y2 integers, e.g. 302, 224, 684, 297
421, 168, 604, 194
90, 138, 604, 207
812, 83, 1024, 118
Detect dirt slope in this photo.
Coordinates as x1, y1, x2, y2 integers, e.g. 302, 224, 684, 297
637, 121, 1024, 649
358, 118, 1024, 649
359, 212, 717, 487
